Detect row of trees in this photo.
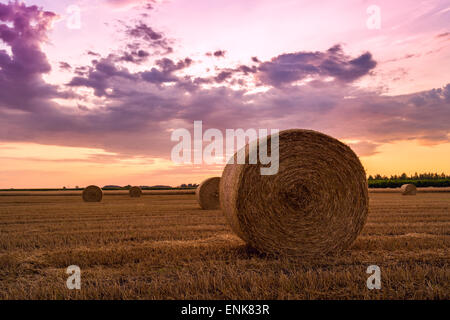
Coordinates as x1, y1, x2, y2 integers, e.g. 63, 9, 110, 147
57, 173, 450, 190
179, 183, 199, 188
369, 179, 450, 188
368, 172, 449, 180
367, 172, 450, 188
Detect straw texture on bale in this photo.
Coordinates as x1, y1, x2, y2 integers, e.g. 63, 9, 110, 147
82, 185, 103, 202
196, 177, 221, 210
401, 184, 417, 195
220, 129, 369, 257
129, 186, 142, 198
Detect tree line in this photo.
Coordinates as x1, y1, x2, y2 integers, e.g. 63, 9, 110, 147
368, 172, 449, 180
367, 172, 450, 188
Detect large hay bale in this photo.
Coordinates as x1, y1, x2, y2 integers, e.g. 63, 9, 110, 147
220, 129, 369, 257
196, 177, 221, 210
129, 186, 142, 198
401, 184, 416, 195
82, 185, 103, 202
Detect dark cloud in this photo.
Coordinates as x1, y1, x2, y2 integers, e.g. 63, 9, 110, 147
214, 71, 233, 83
128, 22, 163, 40
214, 50, 226, 57
141, 57, 193, 84
59, 62, 72, 71
198, 45, 375, 86
68, 54, 193, 91
87, 50, 101, 57
118, 49, 150, 64
125, 22, 172, 54
205, 50, 226, 58
236, 64, 257, 75
436, 32, 449, 38
0, 2, 58, 112
257, 44, 376, 86
156, 57, 193, 72
206, 50, 226, 58
74, 66, 89, 76
67, 56, 137, 96
141, 68, 178, 84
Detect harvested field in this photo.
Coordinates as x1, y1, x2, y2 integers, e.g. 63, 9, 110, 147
369, 187, 450, 193
0, 191, 449, 299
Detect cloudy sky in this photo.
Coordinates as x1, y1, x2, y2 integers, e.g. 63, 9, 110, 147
0, 0, 449, 188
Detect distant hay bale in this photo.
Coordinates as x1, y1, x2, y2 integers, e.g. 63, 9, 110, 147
196, 177, 221, 210
82, 185, 103, 202
129, 186, 142, 198
220, 129, 369, 257
401, 184, 417, 195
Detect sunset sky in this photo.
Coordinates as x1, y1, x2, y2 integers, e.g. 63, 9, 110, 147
0, 0, 449, 188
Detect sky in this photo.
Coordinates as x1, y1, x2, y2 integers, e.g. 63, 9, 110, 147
0, 0, 449, 188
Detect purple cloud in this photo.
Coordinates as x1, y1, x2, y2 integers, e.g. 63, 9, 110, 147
140, 57, 193, 84
87, 50, 101, 57
206, 50, 227, 58
257, 44, 376, 86
68, 56, 137, 96
118, 49, 150, 64
124, 21, 173, 54
59, 62, 72, 71
0, 2, 59, 112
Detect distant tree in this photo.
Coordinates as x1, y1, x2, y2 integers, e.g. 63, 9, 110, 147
368, 175, 374, 180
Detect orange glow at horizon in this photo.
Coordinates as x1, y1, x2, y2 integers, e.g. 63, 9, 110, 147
360, 140, 450, 177
1, 139, 449, 188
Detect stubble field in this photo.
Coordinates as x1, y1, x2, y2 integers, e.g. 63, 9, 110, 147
0, 191, 449, 299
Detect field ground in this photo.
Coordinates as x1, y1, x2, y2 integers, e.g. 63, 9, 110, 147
0, 192, 449, 299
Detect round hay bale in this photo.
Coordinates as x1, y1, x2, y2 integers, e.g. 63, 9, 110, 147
129, 186, 142, 198
82, 185, 103, 202
220, 129, 369, 257
401, 184, 416, 195
196, 177, 221, 210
